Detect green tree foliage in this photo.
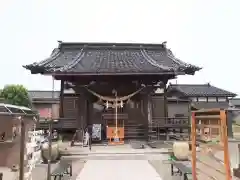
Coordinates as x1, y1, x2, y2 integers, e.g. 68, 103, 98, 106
0, 84, 32, 107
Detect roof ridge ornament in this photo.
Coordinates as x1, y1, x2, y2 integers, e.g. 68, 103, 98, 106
162, 41, 167, 48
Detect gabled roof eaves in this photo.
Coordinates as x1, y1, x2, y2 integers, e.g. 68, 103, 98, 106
28, 91, 60, 99
168, 84, 237, 97
23, 41, 201, 76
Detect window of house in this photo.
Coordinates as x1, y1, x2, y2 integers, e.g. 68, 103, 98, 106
0, 106, 10, 113
191, 97, 198, 102
38, 108, 52, 118
198, 97, 207, 102
208, 97, 217, 102
218, 97, 227, 102
8, 107, 25, 114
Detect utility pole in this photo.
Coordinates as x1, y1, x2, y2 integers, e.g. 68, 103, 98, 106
47, 76, 54, 180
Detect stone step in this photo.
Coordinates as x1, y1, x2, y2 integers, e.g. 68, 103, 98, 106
125, 129, 144, 131
124, 124, 144, 127
62, 154, 166, 160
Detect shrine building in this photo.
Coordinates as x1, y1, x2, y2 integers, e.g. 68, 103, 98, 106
23, 41, 201, 142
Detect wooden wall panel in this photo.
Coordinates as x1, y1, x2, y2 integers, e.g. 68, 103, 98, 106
151, 96, 164, 118
63, 96, 78, 119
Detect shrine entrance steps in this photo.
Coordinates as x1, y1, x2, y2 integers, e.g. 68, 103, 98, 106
124, 119, 146, 140
124, 124, 145, 139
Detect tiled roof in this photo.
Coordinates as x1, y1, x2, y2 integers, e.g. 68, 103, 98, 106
168, 83, 236, 97
229, 98, 240, 106
28, 91, 60, 99
23, 41, 201, 75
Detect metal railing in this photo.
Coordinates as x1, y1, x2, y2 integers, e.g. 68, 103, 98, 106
148, 117, 190, 141
37, 118, 78, 129
150, 117, 190, 127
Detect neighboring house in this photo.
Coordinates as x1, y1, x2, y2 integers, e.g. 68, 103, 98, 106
229, 98, 240, 125
167, 83, 237, 110
0, 91, 60, 121
229, 98, 240, 109
28, 91, 60, 120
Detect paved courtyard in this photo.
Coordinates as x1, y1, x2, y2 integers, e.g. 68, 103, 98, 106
3, 140, 237, 180
76, 160, 163, 180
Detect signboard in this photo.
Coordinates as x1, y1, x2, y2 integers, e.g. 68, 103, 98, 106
92, 124, 102, 141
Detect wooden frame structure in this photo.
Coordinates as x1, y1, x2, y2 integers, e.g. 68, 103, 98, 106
191, 109, 232, 180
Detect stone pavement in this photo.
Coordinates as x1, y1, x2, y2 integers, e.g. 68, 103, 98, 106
76, 160, 163, 180
0, 167, 17, 180
60, 142, 169, 155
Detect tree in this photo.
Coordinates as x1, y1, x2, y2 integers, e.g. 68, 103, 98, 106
0, 84, 32, 107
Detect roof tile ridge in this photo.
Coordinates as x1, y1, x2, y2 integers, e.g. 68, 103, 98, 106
210, 85, 237, 95
171, 84, 207, 86
37, 48, 61, 67
59, 41, 166, 49
166, 49, 189, 67
28, 90, 60, 92
140, 48, 171, 70
56, 48, 85, 72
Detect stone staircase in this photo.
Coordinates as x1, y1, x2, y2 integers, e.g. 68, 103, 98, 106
124, 120, 146, 139
124, 108, 147, 140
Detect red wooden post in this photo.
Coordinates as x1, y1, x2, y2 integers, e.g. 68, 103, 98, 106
191, 112, 197, 180
220, 110, 232, 180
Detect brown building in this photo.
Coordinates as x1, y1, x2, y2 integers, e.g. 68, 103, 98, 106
30, 84, 237, 139
23, 41, 202, 140
28, 90, 60, 120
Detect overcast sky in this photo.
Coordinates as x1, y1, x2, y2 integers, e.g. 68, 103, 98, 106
0, 0, 239, 95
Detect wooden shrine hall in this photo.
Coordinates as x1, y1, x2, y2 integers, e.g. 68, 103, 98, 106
23, 41, 201, 143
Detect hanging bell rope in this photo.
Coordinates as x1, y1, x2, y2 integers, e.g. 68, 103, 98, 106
85, 86, 145, 102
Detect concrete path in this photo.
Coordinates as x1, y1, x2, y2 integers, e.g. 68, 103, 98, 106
76, 160, 162, 180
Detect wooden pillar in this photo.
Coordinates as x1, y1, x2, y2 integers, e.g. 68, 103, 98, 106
163, 81, 169, 140
59, 80, 64, 118
188, 101, 191, 141
191, 112, 197, 180
147, 95, 152, 124
86, 99, 90, 126
147, 94, 152, 140
77, 94, 84, 130
163, 81, 168, 118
